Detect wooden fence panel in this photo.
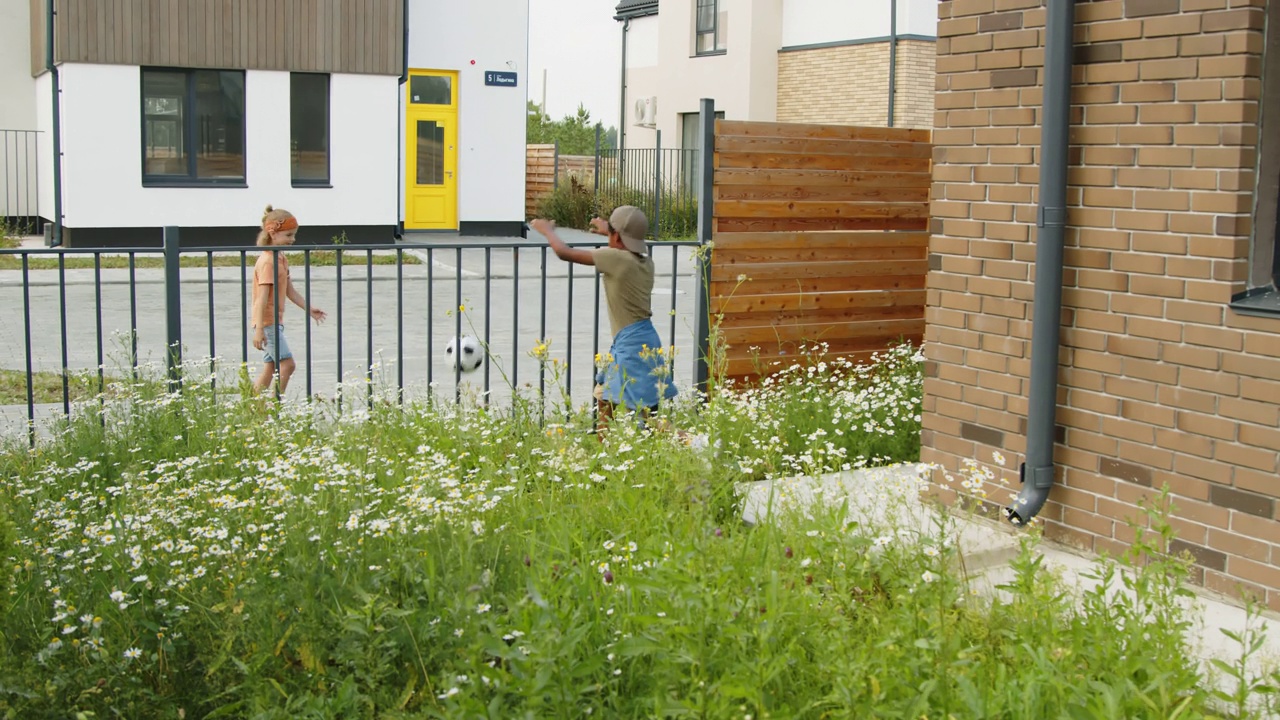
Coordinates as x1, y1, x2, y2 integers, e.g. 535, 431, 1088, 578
524, 145, 596, 219
710, 121, 932, 383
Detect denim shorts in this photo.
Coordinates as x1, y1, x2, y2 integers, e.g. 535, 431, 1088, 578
261, 324, 293, 363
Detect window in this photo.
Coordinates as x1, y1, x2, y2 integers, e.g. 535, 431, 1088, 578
291, 73, 330, 185
409, 75, 452, 105
141, 69, 245, 185
680, 110, 723, 191
1233, 0, 1280, 313
695, 0, 721, 55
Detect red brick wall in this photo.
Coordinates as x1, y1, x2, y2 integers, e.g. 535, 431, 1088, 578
924, 0, 1280, 609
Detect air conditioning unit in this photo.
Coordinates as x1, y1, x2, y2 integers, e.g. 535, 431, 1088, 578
633, 96, 658, 127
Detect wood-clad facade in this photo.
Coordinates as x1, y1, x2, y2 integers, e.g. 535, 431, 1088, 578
30, 0, 405, 77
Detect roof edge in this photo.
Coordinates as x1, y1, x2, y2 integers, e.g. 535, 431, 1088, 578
614, 0, 658, 21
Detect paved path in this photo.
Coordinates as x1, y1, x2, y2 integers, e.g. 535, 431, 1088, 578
0, 231, 705, 436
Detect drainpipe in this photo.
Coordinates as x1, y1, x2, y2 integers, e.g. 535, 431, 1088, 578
45, 0, 63, 247
395, 0, 408, 238
1008, 0, 1076, 526
887, 0, 897, 127
619, 18, 630, 155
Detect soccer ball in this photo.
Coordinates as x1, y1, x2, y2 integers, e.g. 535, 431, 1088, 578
445, 335, 484, 373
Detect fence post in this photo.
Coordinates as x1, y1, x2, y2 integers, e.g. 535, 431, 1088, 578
694, 99, 715, 396
654, 129, 662, 242
163, 226, 182, 391
552, 140, 560, 191
594, 125, 602, 194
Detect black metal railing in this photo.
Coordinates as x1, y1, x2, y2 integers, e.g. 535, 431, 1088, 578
2, 129, 41, 236
0, 233, 706, 443
539, 129, 700, 242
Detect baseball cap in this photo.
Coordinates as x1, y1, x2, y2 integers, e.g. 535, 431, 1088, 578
609, 206, 649, 256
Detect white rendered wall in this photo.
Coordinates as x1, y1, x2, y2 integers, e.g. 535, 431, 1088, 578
781, 0, 937, 47
1, 0, 40, 223
626, 0, 777, 148
0, 0, 35, 130
54, 63, 398, 231
34, 72, 53, 227
405, 0, 529, 226
627, 15, 661, 69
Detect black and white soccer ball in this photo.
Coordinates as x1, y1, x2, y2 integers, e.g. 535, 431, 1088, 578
445, 335, 483, 373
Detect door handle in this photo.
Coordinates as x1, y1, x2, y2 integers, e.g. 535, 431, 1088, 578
446, 171, 453, 178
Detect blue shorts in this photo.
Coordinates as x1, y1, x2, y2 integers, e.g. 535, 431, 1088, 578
261, 324, 293, 363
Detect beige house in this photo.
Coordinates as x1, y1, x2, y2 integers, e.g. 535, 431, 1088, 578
614, 0, 938, 154
923, 0, 1280, 610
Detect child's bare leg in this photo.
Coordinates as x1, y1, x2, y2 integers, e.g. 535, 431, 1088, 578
277, 358, 297, 395
596, 398, 614, 441
254, 361, 277, 392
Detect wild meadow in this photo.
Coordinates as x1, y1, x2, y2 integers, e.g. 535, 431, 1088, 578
0, 344, 1274, 718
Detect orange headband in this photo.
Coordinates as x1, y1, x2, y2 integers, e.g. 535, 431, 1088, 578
264, 216, 298, 233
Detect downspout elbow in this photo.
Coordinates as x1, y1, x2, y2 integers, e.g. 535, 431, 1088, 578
1006, 0, 1075, 526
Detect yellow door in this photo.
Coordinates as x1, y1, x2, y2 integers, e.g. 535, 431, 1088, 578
405, 70, 458, 230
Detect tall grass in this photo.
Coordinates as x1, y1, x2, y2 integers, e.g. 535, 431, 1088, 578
0, 347, 1268, 718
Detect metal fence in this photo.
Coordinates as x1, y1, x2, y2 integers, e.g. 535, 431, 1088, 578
2, 130, 41, 236
595, 137, 700, 241
0, 232, 707, 443
533, 129, 700, 242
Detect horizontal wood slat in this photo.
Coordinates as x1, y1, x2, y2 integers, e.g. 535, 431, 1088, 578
716, 217, 929, 233
716, 135, 934, 159
717, 152, 931, 173
720, 317, 926, 346
715, 168, 932, 188
711, 259, 929, 283
708, 119, 931, 383
712, 288, 927, 315
718, 120, 930, 144
717, 200, 929, 221
715, 245, 925, 265
41, 0, 403, 75
716, 183, 929, 203
711, 231, 930, 250
711, 273, 926, 298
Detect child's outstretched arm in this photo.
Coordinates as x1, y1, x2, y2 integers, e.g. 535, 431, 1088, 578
286, 282, 326, 323
531, 219, 594, 266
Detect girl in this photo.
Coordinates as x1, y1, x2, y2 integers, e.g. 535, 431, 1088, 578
252, 205, 327, 395
531, 207, 677, 436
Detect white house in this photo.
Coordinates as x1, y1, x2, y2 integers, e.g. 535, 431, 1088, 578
12, 0, 528, 246
615, 0, 938, 154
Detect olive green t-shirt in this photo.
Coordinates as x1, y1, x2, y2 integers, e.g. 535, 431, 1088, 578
592, 247, 654, 337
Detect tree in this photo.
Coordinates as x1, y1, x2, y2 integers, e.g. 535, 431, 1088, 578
526, 102, 611, 156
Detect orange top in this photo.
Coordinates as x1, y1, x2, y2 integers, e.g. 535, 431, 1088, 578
252, 251, 290, 328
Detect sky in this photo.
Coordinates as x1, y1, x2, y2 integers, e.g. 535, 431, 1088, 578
527, 0, 624, 129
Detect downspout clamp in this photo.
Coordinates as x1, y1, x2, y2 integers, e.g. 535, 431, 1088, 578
46, 0, 63, 247
1008, 0, 1076, 525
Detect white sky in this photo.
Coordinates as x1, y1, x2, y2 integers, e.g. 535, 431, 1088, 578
527, 0, 624, 129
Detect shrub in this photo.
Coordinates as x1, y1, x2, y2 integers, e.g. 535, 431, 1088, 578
536, 178, 698, 240
534, 174, 597, 230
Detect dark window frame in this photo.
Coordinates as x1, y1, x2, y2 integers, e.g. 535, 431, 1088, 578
1231, 0, 1280, 316
694, 0, 721, 56
140, 67, 247, 187
290, 72, 332, 188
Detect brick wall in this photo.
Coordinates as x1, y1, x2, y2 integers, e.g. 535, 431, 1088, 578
777, 39, 936, 129
924, 0, 1280, 610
